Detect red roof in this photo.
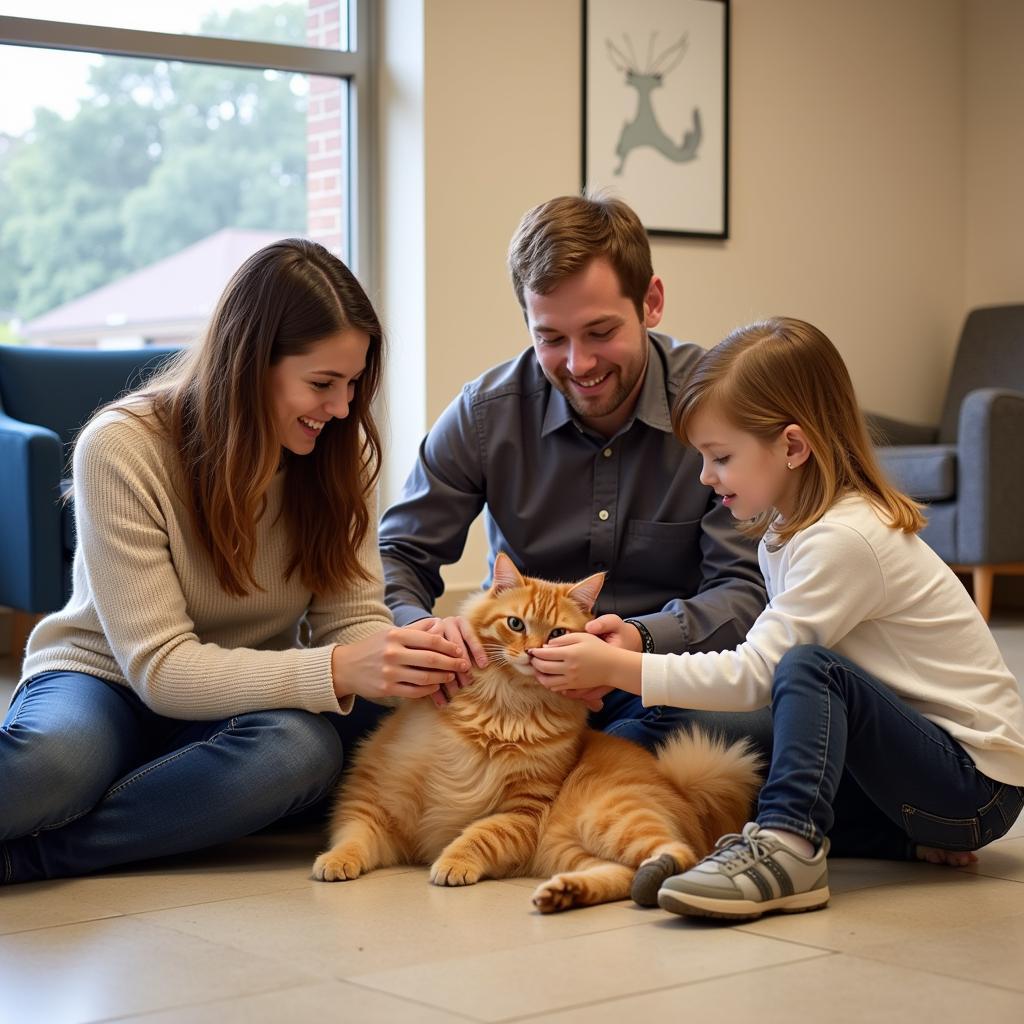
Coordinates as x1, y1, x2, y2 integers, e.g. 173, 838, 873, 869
22, 228, 288, 346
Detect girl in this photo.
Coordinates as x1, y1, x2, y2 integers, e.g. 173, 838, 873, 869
1, 239, 467, 885
529, 316, 1024, 920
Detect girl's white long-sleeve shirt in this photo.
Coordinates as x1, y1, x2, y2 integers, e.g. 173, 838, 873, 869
642, 494, 1024, 785
20, 407, 393, 720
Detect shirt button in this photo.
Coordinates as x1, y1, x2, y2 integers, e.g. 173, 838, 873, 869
603, 448, 613, 458
594, 561, 607, 570
598, 509, 610, 521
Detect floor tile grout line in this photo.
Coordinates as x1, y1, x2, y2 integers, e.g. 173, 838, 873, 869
435, 940, 1024, 1024
840, 949, 1024, 998
340, 977, 491, 1023
0, 880, 317, 937
736, 901, 1024, 958
341, 908, 781, 979
77, 974, 335, 1024
0, 909, 127, 938
819, 867, 1024, 901
121, 879, 320, 912
731, 925, 848, 955
81, 978, 320, 1024
487, 950, 838, 1024
963, 869, 1024, 884
125, 895, 652, 984
15, 908, 351, 993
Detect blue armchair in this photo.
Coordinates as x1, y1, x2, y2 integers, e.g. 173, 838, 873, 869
0, 345, 179, 655
871, 305, 1024, 620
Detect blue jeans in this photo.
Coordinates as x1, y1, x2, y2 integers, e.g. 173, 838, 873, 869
590, 688, 774, 762
0, 671, 386, 884
758, 645, 1024, 859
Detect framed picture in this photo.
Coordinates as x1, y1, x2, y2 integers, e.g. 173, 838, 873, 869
582, 0, 729, 238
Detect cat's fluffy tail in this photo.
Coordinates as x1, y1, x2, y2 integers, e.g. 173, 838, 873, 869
654, 728, 764, 842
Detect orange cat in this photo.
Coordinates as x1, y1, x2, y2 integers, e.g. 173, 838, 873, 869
313, 553, 761, 912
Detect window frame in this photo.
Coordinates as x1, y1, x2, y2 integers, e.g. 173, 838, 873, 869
0, 2, 376, 286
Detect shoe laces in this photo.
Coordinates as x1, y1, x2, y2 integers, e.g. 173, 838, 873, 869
705, 822, 771, 867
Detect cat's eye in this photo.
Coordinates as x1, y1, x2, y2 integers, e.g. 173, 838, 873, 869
548, 628, 568, 640
506, 616, 526, 633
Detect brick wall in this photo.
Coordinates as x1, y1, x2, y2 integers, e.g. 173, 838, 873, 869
306, 0, 347, 257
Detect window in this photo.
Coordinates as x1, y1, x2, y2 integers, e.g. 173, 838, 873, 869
0, 2, 372, 347
0, 1, 351, 47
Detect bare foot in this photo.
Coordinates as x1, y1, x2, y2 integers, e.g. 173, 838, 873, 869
915, 845, 978, 867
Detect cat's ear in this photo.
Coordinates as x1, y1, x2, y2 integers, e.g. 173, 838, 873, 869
491, 552, 525, 594
566, 572, 605, 614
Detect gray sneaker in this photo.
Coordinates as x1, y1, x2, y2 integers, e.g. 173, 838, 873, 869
658, 822, 830, 920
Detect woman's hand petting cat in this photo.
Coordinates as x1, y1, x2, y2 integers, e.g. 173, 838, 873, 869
331, 621, 469, 703
421, 615, 488, 706
529, 632, 643, 696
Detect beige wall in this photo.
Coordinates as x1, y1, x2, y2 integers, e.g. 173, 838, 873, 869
421, 1, 580, 426
378, 0, 1023, 602
657, 0, 963, 425
964, 0, 1024, 308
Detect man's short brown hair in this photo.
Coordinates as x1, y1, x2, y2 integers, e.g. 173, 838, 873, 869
507, 193, 653, 318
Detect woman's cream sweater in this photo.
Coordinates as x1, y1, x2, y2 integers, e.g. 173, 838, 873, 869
20, 406, 393, 720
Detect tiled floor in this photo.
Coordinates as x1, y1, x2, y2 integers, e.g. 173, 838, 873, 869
2, 616, 1024, 1024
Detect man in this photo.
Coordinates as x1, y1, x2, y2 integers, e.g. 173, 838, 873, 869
379, 194, 769, 751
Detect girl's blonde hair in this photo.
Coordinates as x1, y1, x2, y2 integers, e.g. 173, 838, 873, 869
672, 317, 925, 545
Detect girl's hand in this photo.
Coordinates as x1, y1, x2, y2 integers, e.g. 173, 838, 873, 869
331, 623, 469, 703
529, 632, 643, 695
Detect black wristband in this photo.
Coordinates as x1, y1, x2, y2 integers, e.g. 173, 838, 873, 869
624, 618, 656, 654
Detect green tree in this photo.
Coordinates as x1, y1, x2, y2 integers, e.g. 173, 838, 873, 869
0, 3, 309, 321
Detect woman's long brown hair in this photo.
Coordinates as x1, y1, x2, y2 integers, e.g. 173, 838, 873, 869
115, 238, 384, 596
672, 317, 925, 546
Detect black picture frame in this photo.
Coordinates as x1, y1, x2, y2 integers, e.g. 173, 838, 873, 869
582, 0, 730, 239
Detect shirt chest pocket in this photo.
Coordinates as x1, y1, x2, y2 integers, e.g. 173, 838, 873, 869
620, 518, 702, 591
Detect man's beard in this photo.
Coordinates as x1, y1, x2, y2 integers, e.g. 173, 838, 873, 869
556, 355, 645, 421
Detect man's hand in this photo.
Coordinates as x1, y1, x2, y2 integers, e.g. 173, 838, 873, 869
421, 615, 488, 707
529, 631, 643, 696
557, 685, 614, 712
585, 614, 643, 652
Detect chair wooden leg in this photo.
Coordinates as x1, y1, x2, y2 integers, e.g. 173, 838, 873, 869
10, 611, 43, 663
972, 566, 995, 622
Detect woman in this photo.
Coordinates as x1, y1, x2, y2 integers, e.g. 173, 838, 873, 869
0, 239, 466, 884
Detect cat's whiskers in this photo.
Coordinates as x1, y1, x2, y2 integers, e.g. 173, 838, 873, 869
478, 643, 515, 668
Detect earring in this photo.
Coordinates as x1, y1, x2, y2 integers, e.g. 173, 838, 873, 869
787, 461, 794, 470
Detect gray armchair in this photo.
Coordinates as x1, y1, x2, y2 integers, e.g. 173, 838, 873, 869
870, 304, 1024, 620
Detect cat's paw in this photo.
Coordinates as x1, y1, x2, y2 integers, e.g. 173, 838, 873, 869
430, 856, 483, 886
312, 848, 367, 882
532, 874, 583, 913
